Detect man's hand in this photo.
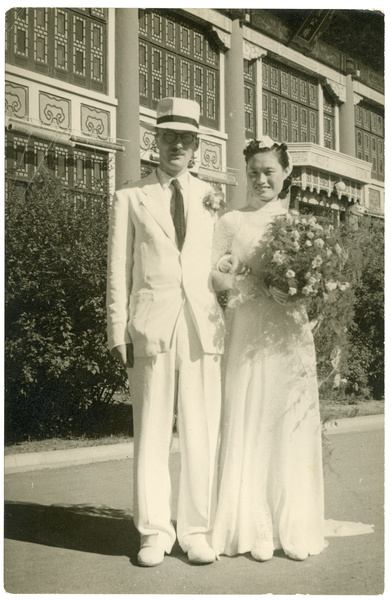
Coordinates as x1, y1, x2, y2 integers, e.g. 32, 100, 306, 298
111, 343, 134, 368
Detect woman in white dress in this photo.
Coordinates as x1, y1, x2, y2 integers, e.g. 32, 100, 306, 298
211, 137, 327, 562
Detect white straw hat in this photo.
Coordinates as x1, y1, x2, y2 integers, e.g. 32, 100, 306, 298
155, 97, 200, 132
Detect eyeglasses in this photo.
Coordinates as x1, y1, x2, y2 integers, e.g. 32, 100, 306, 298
160, 131, 197, 145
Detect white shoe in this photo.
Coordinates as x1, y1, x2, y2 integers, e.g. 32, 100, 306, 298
187, 542, 216, 564
251, 544, 274, 562
137, 545, 165, 567
285, 547, 308, 561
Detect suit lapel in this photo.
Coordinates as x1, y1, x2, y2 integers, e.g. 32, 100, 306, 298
140, 172, 176, 244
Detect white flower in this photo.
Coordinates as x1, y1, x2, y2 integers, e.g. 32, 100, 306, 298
306, 231, 315, 239
286, 269, 296, 278
291, 230, 300, 241
302, 285, 314, 296
308, 216, 317, 227
338, 282, 350, 291
272, 250, 286, 265
312, 255, 323, 268
314, 238, 325, 249
326, 248, 333, 257
305, 240, 313, 247
203, 190, 225, 213
288, 287, 297, 295
292, 241, 300, 252
290, 209, 299, 217
325, 280, 338, 291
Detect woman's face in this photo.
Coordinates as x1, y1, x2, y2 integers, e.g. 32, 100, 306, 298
246, 150, 290, 203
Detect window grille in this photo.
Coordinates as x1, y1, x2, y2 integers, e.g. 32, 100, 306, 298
6, 8, 107, 92
262, 58, 318, 144
138, 9, 219, 129
355, 103, 384, 180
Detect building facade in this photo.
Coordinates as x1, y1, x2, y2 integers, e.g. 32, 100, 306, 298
5, 8, 385, 219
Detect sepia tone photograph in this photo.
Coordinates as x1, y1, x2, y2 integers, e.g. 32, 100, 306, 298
3, 4, 385, 595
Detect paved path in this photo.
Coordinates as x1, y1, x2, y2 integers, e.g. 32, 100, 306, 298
3, 419, 384, 594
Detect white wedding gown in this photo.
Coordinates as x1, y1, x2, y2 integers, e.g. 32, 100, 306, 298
211, 201, 373, 559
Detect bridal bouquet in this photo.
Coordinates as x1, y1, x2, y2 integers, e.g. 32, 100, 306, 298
258, 210, 350, 312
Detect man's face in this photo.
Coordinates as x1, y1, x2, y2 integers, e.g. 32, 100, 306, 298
156, 129, 199, 177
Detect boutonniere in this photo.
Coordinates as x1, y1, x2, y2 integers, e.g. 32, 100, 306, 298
202, 189, 226, 214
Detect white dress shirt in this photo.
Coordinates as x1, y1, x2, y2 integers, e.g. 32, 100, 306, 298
156, 167, 190, 222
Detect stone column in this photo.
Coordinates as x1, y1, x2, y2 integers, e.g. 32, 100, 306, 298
339, 74, 356, 157
115, 8, 141, 189
225, 18, 246, 209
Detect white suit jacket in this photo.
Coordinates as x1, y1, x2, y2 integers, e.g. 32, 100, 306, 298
106, 170, 225, 357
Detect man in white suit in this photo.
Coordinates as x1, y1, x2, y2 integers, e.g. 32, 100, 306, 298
106, 97, 225, 567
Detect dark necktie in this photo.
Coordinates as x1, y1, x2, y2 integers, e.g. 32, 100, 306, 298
171, 179, 186, 250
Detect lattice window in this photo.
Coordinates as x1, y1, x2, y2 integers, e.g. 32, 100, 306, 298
262, 58, 318, 144
55, 147, 69, 182
139, 42, 149, 99
166, 19, 176, 48
91, 22, 104, 82
13, 136, 29, 177
138, 9, 219, 129
34, 8, 48, 63
165, 53, 176, 97
74, 151, 87, 187
181, 59, 191, 99
55, 9, 68, 70
73, 15, 86, 76
7, 8, 107, 91
355, 102, 384, 180
6, 130, 109, 195
34, 141, 49, 171
244, 59, 256, 138
14, 8, 29, 57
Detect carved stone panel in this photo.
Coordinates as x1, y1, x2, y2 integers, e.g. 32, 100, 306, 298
5, 82, 28, 117
200, 139, 222, 171
39, 92, 70, 129
81, 104, 110, 139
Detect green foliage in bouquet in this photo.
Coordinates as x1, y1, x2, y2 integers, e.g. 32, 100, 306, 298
5, 167, 128, 443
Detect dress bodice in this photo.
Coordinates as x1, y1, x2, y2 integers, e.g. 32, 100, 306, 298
212, 200, 287, 279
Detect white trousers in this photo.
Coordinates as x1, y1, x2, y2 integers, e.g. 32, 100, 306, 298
128, 301, 222, 553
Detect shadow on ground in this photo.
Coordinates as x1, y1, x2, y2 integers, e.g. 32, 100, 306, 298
4, 501, 138, 559
4, 501, 185, 565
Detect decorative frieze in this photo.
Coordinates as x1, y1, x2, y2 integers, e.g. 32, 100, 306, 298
39, 91, 70, 129
81, 104, 110, 139
5, 82, 28, 117
200, 139, 222, 171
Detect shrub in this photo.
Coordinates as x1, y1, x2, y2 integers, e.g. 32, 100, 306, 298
5, 168, 127, 442
312, 216, 384, 404
345, 218, 384, 400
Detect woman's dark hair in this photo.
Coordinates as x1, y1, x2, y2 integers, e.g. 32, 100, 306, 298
243, 139, 292, 199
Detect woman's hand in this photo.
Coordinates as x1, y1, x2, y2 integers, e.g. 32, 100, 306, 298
217, 254, 249, 275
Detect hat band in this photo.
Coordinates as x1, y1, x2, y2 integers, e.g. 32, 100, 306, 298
156, 115, 199, 129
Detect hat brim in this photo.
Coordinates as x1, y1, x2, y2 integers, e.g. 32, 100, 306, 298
154, 122, 199, 133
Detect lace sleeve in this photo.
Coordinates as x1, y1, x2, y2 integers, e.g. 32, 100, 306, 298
211, 212, 239, 291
